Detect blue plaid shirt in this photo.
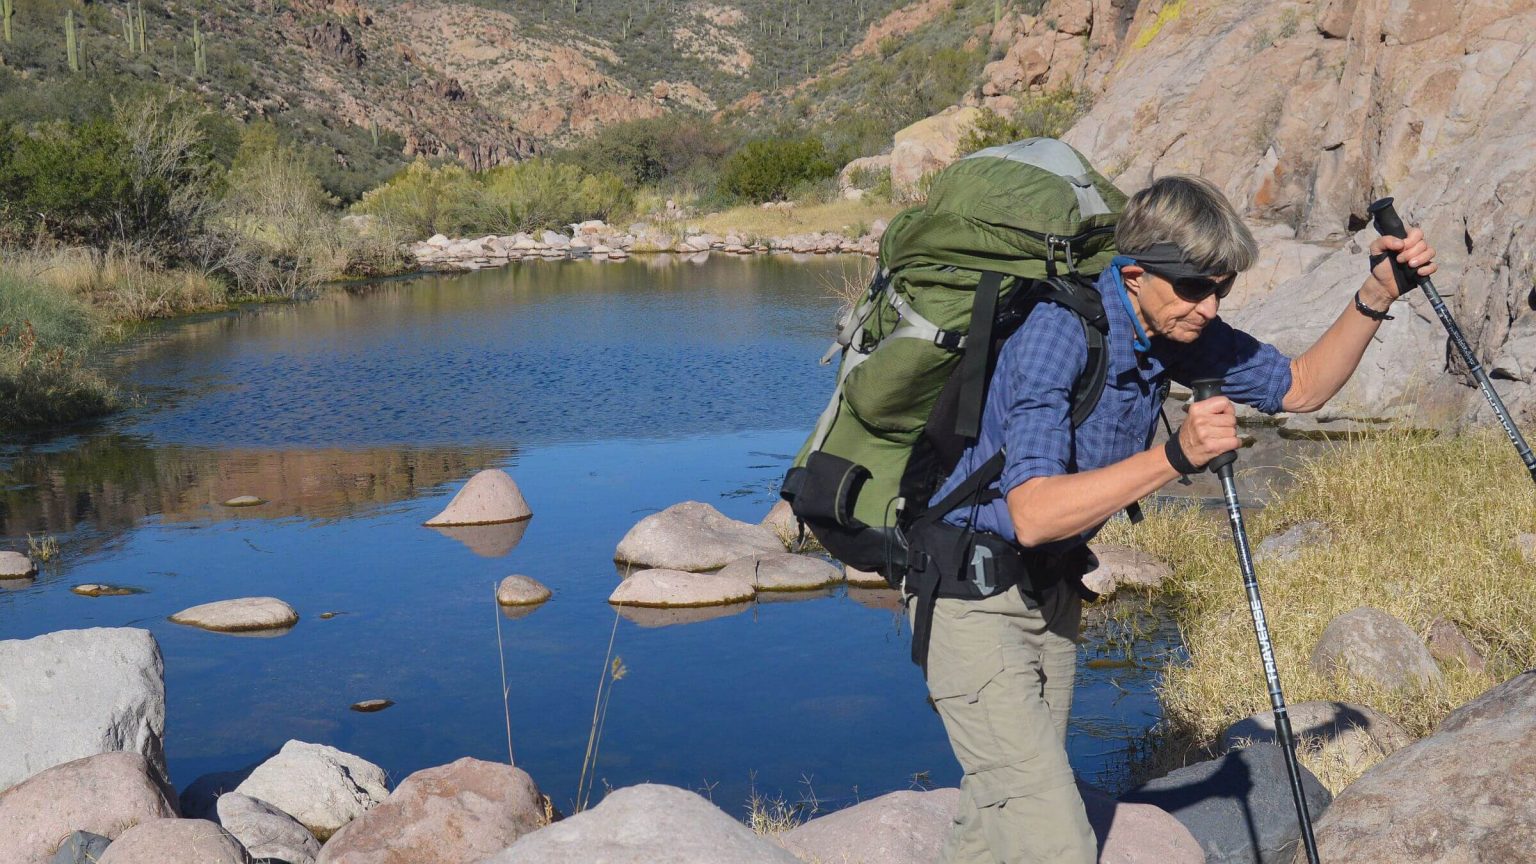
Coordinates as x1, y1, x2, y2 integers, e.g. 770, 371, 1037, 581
933, 267, 1293, 550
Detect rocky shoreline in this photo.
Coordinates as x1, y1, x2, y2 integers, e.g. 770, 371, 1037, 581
406, 218, 887, 272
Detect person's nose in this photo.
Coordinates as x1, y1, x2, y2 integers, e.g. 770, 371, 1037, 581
1194, 293, 1220, 321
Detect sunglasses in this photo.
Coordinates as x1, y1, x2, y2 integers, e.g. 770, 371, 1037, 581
1144, 267, 1237, 303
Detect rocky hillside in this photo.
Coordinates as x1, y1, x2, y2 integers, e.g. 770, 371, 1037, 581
933, 0, 1536, 427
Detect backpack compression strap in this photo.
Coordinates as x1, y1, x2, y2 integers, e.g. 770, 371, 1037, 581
955, 272, 1006, 438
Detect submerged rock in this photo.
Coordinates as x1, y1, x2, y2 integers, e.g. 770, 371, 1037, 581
170, 597, 299, 633
1080, 545, 1172, 598
71, 584, 136, 597
614, 502, 782, 571
232, 741, 389, 841
609, 569, 754, 608
718, 553, 841, 591
1309, 607, 1441, 689
0, 550, 37, 578
497, 574, 552, 606
0, 627, 167, 792
316, 758, 551, 864
216, 793, 319, 864
96, 818, 250, 864
1311, 672, 1536, 863
1121, 743, 1331, 864
349, 699, 395, 713
424, 469, 532, 526
484, 783, 800, 864
0, 752, 177, 864
1221, 700, 1413, 775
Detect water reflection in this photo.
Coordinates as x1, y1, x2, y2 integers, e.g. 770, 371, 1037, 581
430, 521, 530, 558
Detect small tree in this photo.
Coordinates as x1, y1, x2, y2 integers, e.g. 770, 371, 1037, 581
717, 136, 837, 204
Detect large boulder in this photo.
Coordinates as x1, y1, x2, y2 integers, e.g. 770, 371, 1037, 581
216, 793, 320, 864
0, 627, 167, 792
1122, 743, 1332, 864
1080, 544, 1172, 597
1079, 784, 1206, 864
232, 741, 389, 841
483, 784, 800, 864
169, 597, 299, 633
717, 553, 841, 591
1309, 607, 1442, 689
777, 788, 958, 864
0, 752, 177, 864
1222, 700, 1414, 775
889, 106, 984, 191
97, 818, 250, 864
424, 469, 532, 526
316, 758, 551, 864
1311, 672, 1536, 862
614, 502, 782, 571
609, 569, 755, 608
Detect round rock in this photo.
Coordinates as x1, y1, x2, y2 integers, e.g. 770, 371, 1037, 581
779, 789, 958, 864
614, 501, 783, 571
496, 575, 551, 606
609, 569, 754, 608
717, 553, 840, 591
0, 551, 37, 579
425, 469, 531, 526
1309, 606, 1442, 689
170, 598, 299, 633
222, 495, 266, 508
1081, 544, 1172, 598
97, 818, 251, 864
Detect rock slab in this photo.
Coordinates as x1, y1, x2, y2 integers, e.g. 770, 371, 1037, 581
0, 627, 167, 792
1122, 743, 1332, 864
97, 818, 250, 864
233, 741, 389, 841
615, 501, 782, 571
170, 597, 299, 633
484, 783, 800, 864
0, 752, 177, 864
1222, 700, 1413, 774
216, 792, 320, 864
316, 757, 550, 864
609, 568, 755, 608
718, 553, 841, 591
1309, 607, 1442, 689
1081, 544, 1173, 597
425, 469, 531, 526
1312, 672, 1536, 863
778, 788, 958, 864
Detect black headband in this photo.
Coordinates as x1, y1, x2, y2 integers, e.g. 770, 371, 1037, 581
1122, 243, 1220, 279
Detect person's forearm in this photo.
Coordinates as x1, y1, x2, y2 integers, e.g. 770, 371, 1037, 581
1282, 282, 1391, 413
1007, 448, 1181, 546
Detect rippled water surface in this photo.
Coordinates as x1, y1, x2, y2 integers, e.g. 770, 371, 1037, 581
0, 256, 1180, 815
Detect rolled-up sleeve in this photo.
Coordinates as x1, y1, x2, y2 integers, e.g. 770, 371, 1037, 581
999, 304, 1088, 494
1164, 318, 1293, 415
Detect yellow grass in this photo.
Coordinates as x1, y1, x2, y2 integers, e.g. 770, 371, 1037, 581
12, 246, 228, 321
692, 199, 905, 242
1100, 429, 1536, 788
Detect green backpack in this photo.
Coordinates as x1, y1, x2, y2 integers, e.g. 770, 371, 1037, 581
781, 138, 1127, 580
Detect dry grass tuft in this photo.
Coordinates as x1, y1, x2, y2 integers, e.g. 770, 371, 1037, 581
1101, 429, 1536, 788
692, 199, 903, 240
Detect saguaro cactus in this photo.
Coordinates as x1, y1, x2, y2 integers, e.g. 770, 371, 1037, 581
192, 19, 206, 75
65, 10, 80, 72
3, 0, 15, 44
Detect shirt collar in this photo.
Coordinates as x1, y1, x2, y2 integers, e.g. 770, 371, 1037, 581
1096, 263, 1166, 380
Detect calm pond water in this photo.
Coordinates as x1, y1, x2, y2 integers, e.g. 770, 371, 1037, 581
0, 255, 1181, 817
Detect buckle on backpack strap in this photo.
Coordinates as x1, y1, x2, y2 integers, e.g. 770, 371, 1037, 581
932, 329, 966, 351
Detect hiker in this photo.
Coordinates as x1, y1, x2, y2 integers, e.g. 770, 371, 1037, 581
918, 174, 1436, 863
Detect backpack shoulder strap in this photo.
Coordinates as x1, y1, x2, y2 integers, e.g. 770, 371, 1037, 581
1034, 277, 1109, 428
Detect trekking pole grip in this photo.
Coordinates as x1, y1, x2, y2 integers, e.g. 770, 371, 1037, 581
1190, 378, 1237, 475
1368, 197, 1419, 298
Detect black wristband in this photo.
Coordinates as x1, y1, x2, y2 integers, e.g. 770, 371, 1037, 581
1353, 289, 1394, 321
1165, 436, 1200, 476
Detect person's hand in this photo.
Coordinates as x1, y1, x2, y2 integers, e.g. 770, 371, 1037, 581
1365, 227, 1437, 306
1179, 395, 1241, 469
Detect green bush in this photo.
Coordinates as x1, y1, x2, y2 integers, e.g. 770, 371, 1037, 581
483, 159, 634, 233
717, 136, 838, 204
956, 88, 1095, 155
557, 115, 735, 188
352, 159, 492, 238
0, 268, 116, 431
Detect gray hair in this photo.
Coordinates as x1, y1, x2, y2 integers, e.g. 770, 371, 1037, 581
1116, 175, 1258, 273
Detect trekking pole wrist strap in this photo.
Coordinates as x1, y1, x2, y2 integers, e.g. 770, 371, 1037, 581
1164, 435, 1201, 476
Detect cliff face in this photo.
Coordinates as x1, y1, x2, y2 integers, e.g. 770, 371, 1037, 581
967, 0, 1536, 426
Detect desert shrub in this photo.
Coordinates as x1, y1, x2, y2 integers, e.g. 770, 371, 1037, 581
717, 136, 838, 204
482, 159, 634, 233
957, 87, 1095, 155
558, 115, 735, 188
352, 159, 493, 238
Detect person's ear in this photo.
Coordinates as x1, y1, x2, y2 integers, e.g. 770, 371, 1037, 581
1119, 264, 1145, 295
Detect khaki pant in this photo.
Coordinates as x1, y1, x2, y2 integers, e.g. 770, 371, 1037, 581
912, 583, 1097, 864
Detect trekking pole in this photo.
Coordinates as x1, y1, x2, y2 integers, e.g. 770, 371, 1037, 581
1369, 198, 1536, 486
1191, 378, 1321, 864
